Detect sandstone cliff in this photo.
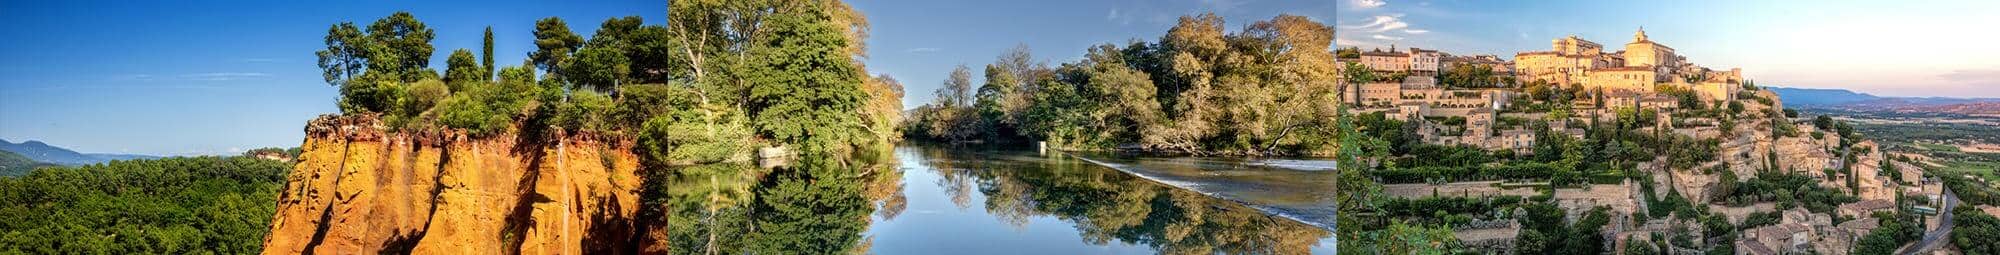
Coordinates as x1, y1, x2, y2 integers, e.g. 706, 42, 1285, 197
260, 115, 645, 254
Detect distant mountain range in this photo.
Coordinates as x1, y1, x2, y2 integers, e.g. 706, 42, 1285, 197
1766, 87, 2000, 115
0, 139, 159, 166
0, 150, 60, 176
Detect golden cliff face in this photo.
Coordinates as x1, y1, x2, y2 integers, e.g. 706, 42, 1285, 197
261, 115, 643, 254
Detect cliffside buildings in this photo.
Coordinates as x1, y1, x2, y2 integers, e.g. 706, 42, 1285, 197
1340, 29, 1748, 153
1514, 28, 1743, 103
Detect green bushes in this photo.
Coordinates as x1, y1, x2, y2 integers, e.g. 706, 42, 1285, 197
1372, 162, 1563, 183
627, 84, 753, 165
550, 90, 614, 133
0, 156, 290, 254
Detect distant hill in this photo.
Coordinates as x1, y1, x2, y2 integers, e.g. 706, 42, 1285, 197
1767, 86, 2000, 115
1764, 87, 1882, 106
0, 139, 159, 166
0, 150, 60, 176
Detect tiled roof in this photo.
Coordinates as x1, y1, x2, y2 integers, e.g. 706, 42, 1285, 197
1362, 51, 1408, 57
1591, 66, 1653, 72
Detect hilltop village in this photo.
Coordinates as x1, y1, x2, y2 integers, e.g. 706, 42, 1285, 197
1336, 29, 1953, 254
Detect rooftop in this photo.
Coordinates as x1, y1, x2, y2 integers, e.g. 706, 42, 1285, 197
1840, 199, 1896, 212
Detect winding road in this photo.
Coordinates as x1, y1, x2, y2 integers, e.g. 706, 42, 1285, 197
1899, 187, 1956, 255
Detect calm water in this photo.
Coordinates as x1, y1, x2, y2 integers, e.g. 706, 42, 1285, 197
662, 145, 1336, 254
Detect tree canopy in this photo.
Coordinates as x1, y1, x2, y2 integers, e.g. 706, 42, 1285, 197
904, 13, 1340, 156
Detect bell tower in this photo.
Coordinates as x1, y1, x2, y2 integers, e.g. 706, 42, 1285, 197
1634, 27, 1648, 42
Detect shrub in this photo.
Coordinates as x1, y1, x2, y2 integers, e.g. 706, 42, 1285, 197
435, 70, 543, 137
629, 83, 753, 165
552, 90, 614, 133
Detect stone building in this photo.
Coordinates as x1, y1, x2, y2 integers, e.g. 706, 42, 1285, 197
1621, 27, 1680, 78
1837, 199, 1896, 219
1361, 48, 1410, 72
1409, 47, 1442, 76
1585, 66, 1659, 93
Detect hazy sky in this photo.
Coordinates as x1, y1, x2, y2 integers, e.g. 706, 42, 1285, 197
0, 0, 663, 156
1336, 0, 2000, 98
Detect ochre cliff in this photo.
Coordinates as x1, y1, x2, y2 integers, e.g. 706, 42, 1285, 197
260, 115, 644, 254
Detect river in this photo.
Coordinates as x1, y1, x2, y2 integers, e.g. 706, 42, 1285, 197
661, 145, 1339, 254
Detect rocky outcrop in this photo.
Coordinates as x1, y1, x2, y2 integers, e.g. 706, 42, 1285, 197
260, 115, 643, 254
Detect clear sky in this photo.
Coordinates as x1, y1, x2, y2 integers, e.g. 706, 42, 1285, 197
1336, 0, 2000, 98
852, 0, 1335, 110
0, 0, 663, 156
0, 0, 1329, 157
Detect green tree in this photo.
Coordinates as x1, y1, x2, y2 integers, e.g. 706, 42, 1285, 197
1378, 220, 1460, 255
316, 22, 367, 86
444, 49, 484, 86
975, 63, 1021, 138
532, 17, 584, 80
628, 84, 752, 164
1955, 208, 2000, 255
482, 26, 495, 77
564, 45, 631, 92
939, 65, 973, 108
364, 11, 436, 81
743, 2, 871, 156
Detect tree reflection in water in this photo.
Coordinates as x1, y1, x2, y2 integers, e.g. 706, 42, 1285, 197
652, 150, 904, 255
656, 145, 1331, 254
912, 146, 1331, 254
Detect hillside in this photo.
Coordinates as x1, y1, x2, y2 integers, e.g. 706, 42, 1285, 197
259, 115, 645, 254
1765, 87, 1882, 106
0, 139, 158, 165
0, 150, 58, 176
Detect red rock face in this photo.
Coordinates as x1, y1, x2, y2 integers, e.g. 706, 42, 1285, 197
261, 115, 644, 254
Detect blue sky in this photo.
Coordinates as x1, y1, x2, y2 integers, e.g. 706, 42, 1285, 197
1337, 0, 2000, 98
0, 0, 1328, 157
0, 0, 663, 156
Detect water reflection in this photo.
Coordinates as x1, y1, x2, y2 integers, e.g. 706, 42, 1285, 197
659, 145, 1334, 254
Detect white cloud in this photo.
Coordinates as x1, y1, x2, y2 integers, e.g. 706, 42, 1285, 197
1106, 8, 1135, 25
1354, 0, 1386, 9
181, 72, 270, 81
1403, 29, 1429, 34
1940, 69, 2000, 85
1343, 15, 1410, 33
905, 48, 940, 53
1371, 34, 1404, 41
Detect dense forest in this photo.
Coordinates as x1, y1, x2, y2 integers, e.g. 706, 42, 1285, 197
903, 14, 1340, 156
0, 157, 290, 253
